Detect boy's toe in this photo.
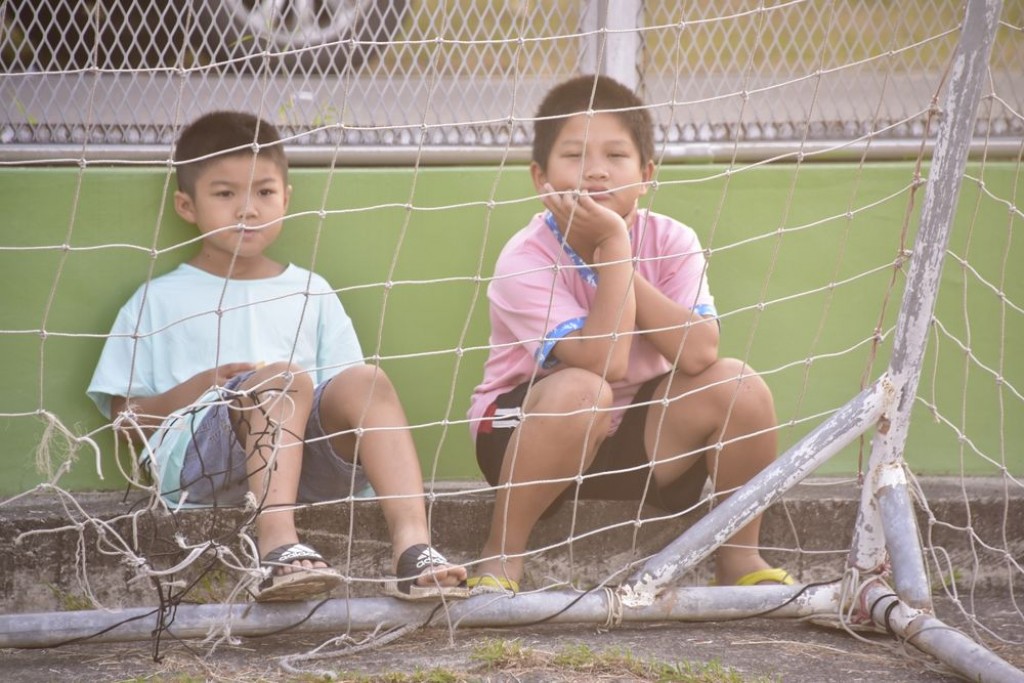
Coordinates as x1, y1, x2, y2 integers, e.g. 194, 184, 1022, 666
388, 545, 471, 600
416, 563, 467, 587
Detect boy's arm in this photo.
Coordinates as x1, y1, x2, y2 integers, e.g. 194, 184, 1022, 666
109, 362, 256, 438
633, 273, 719, 375
543, 187, 637, 380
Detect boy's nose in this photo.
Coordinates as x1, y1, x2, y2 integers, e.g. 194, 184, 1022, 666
585, 165, 609, 180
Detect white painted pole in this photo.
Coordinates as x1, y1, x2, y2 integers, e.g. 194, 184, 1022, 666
0, 582, 843, 649
848, 0, 1005, 610
861, 582, 1024, 682
579, 0, 642, 89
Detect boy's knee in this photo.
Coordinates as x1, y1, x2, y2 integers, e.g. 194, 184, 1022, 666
715, 358, 775, 421
733, 361, 773, 403
532, 368, 614, 424
246, 361, 314, 396
676, 358, 774, 423
327, 364, 399, 402
524, 368, 610, 438
345, 363, 395, 387
707, 358, 771, 394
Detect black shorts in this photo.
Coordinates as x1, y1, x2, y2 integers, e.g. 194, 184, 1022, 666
475, 373, 708, 514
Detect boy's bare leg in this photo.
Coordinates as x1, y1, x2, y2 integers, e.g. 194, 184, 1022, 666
644, 358, 780, 585
233, 362, 322, 575
476, 368, 612, 585
320, 364, 467, 588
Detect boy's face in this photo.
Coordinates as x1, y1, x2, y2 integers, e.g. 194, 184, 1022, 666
174, 153, 291, 263
532, 112, 654, 222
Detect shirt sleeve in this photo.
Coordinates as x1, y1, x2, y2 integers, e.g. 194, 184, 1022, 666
312, 281, 365, 383
489, 244, 588, 369
86, 290, 157, 419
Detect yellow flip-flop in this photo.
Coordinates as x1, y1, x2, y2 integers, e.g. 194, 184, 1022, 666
709, 567, 795, 587
733, 568, 794, 586
466, 575, 520, 594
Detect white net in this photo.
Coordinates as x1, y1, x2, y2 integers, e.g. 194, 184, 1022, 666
0, 1, 1021, 680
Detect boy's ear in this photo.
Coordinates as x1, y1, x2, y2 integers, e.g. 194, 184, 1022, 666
529, 161, 547, 192
284, 184, 292, 210
173, 190, 197, 224
638, 160, 655, 195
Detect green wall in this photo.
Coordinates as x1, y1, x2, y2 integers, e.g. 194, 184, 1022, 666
0, 162, 1020, 494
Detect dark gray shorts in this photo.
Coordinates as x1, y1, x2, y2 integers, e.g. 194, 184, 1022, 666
177, 371, 369, 506
475, 372, 708, 516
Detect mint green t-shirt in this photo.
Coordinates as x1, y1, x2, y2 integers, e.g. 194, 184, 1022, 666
87, 263, 365, 500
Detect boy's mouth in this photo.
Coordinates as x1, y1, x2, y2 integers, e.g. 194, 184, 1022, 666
236, 227, 262, 239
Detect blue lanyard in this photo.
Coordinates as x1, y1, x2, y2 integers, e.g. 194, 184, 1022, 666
544, 212, 598, 287
543, 211, 719, 323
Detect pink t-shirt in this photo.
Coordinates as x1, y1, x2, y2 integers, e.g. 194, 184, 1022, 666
468, 208, 716, 439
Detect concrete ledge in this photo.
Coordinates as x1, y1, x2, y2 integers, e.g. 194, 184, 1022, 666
1, 477, 1021, 613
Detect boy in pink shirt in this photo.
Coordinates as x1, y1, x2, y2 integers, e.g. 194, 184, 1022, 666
467, 75, 791, 591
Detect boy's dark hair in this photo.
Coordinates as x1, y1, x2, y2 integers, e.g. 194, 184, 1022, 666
173, 111, 288, 196
532, 74, 654, 170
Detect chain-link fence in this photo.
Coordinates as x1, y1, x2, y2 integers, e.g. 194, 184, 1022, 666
1, 0, 1021, 163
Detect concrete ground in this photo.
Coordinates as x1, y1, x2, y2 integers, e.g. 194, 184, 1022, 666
1, 477, 1022, 681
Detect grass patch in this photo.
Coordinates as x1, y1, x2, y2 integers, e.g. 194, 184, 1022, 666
315, 638, 777, 682
329, 671, 461, 683
184, 566, 238, 604
46, 583, 93, 611
469, 638, 777, 682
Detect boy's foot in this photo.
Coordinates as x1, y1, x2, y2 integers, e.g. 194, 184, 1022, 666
383, 544, 470, 601
255, 542, 343, 602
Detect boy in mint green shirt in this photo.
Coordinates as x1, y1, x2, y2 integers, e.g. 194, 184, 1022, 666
88, 110, 466, 602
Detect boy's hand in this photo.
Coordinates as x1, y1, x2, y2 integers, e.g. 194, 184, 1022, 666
110, 362, 259, 436
207, 362, 259, 387
540, 182, 628, 262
